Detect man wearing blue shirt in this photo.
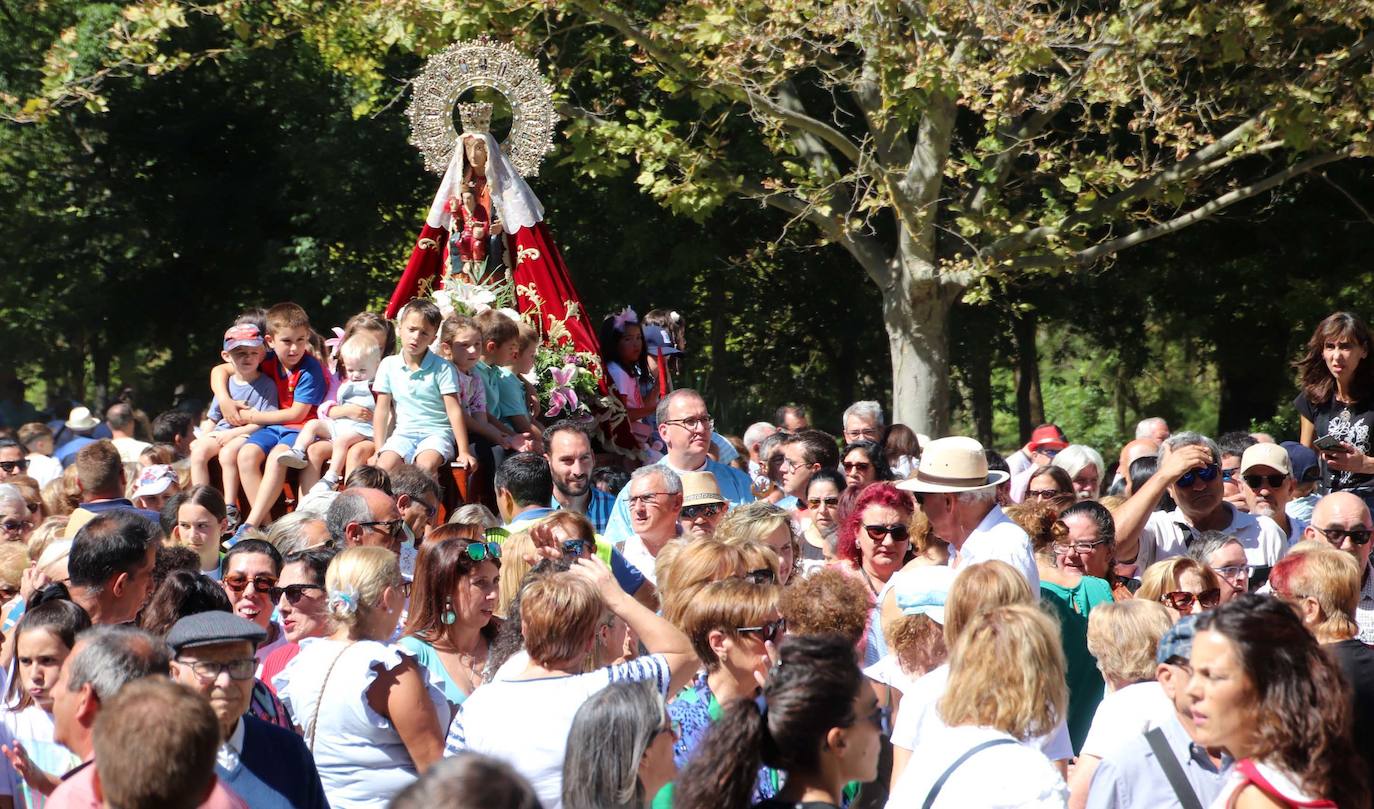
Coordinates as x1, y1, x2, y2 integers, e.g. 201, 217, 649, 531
603, 389, 753, 543
545, 420, 616, 534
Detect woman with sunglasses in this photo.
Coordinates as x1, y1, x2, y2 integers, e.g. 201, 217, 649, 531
219, 539, 291, 667
260, 546, 338, 691
564, 679, 677, 809
674, 633, 882, 809
801, 469, 846, 565
401, 525, 503, 706
1137, 557, 1222, 618
887, 604, 1068, 808
835, 483, 913, 665
1022, 465, 1075, 509
0, 485, 35, 545
274, 546, 449, 808
666, 580, 784, 804
839, 441, 891, 490
1190, 594, 1368, 808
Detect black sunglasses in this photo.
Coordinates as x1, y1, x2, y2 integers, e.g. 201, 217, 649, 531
0, 460, 27, 473
744, 568, 776, 585
681, 503, 724, 520
1177, 464, 1220, 487
277, 583, 326, 605
863, 524, 910, 542
359, 518, 406, 538
737, 618, 786, 644
1243, 473, 1287, 489
562, 538, 595, 559
1313, 526, 1373, 546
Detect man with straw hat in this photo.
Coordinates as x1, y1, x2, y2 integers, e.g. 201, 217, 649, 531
677, 471, 727, 540
897, 436, 1039, 589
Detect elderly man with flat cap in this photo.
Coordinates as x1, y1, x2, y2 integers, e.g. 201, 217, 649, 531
899, 436, 1039, 590
167, 612, 328, 809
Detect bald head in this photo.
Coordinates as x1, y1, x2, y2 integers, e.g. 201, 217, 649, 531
1305, 491, 1374, 572
1118, 438, 1160, 479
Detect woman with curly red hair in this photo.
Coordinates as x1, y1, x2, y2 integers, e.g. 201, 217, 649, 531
833, 482, 914, 666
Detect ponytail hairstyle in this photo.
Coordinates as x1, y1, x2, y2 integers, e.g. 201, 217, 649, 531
673, 634, 862, 809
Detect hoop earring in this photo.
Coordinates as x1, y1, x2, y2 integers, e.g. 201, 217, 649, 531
442, 598, 457, 626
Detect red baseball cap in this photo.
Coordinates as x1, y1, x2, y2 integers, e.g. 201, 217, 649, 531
1026, 424, 1069, 453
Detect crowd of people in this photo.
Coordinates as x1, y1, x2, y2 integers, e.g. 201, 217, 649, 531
0, 304, 1370, 808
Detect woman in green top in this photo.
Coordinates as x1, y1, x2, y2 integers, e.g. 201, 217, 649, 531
401, 524, 503, 705
673, 634, 884, 809
1006, 500, 1114, 754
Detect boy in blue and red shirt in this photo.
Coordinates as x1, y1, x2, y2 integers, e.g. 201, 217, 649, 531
211, 302, 326, 539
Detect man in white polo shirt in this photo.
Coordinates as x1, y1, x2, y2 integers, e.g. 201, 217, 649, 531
1122, 432, 1286, 585
897, 436, 1039, 590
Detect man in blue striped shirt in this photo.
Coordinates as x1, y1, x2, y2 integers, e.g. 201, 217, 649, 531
603, 389, 753, 543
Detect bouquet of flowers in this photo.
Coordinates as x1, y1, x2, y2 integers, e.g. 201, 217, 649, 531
534, 346, 602, 420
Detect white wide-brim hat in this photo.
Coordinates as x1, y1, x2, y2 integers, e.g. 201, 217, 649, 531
65, 406, 99, 431
896, 436, 1009, 493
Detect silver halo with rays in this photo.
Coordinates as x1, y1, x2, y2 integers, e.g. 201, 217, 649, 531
407, 35, 557, 177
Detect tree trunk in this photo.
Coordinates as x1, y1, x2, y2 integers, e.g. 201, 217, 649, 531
883, 259, 961, 435
1013, 311, 1044, 441
966, 334, 994, 446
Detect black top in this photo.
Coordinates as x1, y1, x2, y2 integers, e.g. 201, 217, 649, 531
1293, 393, 1374, 494
1330, 638, 1374, 784
754, 802, 840, 809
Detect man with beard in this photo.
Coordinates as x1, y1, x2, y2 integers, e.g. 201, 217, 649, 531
1239, 443, 1305, 545
545, 421, 615, 534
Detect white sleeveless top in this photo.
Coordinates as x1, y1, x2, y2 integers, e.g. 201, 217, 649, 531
274, 638, 451, 809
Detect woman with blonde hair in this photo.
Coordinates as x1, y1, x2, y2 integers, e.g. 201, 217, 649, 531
670, 579, 784, 802
274, 546, 449, 808
888, 604, 1069, 807
889, 561, 1074, 788
1137, 556, 1221, 617
654, 538, 747, 628
1067, 599, 1174, 808
715, 501, 799, 584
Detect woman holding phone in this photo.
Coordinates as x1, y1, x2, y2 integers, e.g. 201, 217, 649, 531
1296, 312, 1374, 509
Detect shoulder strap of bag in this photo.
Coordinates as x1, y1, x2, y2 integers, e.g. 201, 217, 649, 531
920, 738, 1017, 809
1144, 726, 1204, 809
307, 641, 356, 753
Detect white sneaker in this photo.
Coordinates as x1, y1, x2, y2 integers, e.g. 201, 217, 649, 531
309, 476, 338, 496
277, 448, 309, 469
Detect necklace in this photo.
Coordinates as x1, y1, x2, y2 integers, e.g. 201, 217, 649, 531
858, 565, 880, 597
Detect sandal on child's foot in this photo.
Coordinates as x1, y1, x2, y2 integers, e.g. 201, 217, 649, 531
277, 448, 309, 470
309, 477, 338, 496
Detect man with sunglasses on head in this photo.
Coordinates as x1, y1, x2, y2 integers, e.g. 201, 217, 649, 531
1302, 490, 1374, 643
603, 389, 753, 543
167, 611, 328, 809
1239, 443, 1305, 544
1113, 432, 1286, 586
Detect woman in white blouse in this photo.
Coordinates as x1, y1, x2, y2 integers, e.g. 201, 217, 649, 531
274, 546, 449, 808
886, 603, 1070, 809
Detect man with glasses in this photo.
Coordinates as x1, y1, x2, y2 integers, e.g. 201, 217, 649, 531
603, 389, 753, 542
1239, 443, 1305, 544
167, 612, 328, 809
619, 466, 683, 585
390, 464, 442, 545
677, 471, 727, 540
1185, 531, 1250, 604
779, 430, 840, 511
1113, 433, 1286, 583
0, 439, 28, 483
840, 400, 884, 444
326, 487, 406, 556
1302, 490, 1374, 642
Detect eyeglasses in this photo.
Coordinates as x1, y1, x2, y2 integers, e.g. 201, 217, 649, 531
807, 496, 840, 508
863, 524, 910, 542
1052, 538, 1110, 555
278, 583, 326, 604
1035, 448, 1060, 459
1160, 589, 1221, 611
744, 568, 777, 585
396, 580, 414, 599
845, 428, 881, 440
1027, 488, 1069, 501
1220, 467, 1239, 483
358, 518, 406, 539
412, 499, 438, 518
661, 416, 714, 432
176, 657, 257, 682
681, 503, 723, 520
1312, 525, 1373, 546
460, 541, 502, 562
0, 520, 30, 534
627, 492, 670, 507
223, 574, 279, 597
1214, 564, 1251, 582
0, 460, 28, 474
867, 705, 892, 736
1177, 464, 1220, 488
562, 538, 595, 559
737, 618, 786, 644
842, 461, 872, 473
1243, 473, 1287, 489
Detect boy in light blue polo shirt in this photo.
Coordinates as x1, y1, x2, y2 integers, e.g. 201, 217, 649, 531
372, 299, 477, 476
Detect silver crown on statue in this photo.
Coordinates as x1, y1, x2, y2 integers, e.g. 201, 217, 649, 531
458, 102, 493, 134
